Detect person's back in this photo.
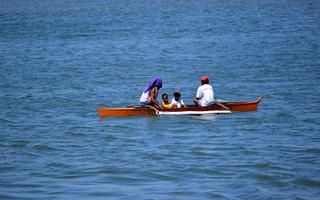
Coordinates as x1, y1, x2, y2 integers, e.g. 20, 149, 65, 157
194, 76, 214, 106
197, 84, 214, 104
140, 90, 150, 104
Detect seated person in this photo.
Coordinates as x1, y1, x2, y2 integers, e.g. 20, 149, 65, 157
140, 76, 162, 108
171, 91, 187, 108
161, 93, 172, 108
193, 75, 214, 106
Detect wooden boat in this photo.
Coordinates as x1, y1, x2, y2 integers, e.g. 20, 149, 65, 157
98, 96, 262, 118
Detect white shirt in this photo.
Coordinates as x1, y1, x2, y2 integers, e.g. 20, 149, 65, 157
171, 98, 185, 108
140, 90, 150, 104
196, 84, 214, 106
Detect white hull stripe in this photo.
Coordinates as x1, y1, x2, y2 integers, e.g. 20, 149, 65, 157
157, 110, 231, 115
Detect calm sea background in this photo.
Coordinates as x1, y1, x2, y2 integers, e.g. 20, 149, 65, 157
1, 0, 319, 199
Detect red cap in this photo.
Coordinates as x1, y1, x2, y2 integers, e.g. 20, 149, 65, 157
200, 76, 209, 81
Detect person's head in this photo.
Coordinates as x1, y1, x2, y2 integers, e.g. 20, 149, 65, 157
200, 75, 209, 85
173, 91, 181, 101
154, 78, 162, 90
143, 76, 163, 93
162, 93, 169, 104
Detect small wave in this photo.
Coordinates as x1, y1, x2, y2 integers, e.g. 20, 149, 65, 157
18, 93, 34, 100
109, 175, 145, 184
303, 118, 318, 124
141, 171, 177, 181
285, 147, 320, 155
33, 144, 58, 152
0, 193, 16, 200
65, 131, 87, 137
300, 148, 320, 154
9, 140, 29, 148
47, 162, 71, 169
293, 178, 320, 188
92, 167, 124, 175
0, 118, 13, 123
110, 124, 131, 130
168, 127, 191, 133
205, 192, 228, 199
144, 152, 165, 161
252, 163, 288, 173
191, 149, 215, 157
275, 111, 295, 119
255, 163, 270, 169
242, 173, 277, 182
167, 190, 198, 197
60, 172, 92, 179
181, 167, 231, 177
104, 135, 118, 142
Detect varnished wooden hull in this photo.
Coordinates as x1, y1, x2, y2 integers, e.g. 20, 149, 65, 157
98, 107, 156, 117
98, 96, 262, 118
219, 95, 263, 112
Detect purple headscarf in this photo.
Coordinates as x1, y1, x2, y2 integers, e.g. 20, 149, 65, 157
143, 76, 162, 93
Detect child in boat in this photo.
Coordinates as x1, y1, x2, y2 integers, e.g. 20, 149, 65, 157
161, 93, 172, 108
171, 91, 187, 108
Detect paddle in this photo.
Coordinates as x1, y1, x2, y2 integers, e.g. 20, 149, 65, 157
213, 102, 230, 111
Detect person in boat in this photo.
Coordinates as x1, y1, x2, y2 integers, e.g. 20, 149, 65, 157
193, 75, 214, 106
171, 91, 187, 108
161, 93, 172, 108
140, 76, 163, 108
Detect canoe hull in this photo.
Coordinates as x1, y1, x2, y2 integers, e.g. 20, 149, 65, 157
98, 107, 156, 117
220, 95, 263, 112
98, 96, 262, 118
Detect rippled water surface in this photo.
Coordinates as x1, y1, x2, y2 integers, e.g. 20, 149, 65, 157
1, 0, 320, 199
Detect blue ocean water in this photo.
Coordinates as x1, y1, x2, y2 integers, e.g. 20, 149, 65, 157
1, 0, 320, 199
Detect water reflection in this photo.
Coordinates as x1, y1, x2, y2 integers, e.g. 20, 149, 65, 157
191, 114, 218, 121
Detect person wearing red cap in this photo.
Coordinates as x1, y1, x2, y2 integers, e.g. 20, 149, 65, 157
193, 76, 214, 106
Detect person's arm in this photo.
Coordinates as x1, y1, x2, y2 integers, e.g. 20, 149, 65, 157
181, 100, 187, 108
171, 98, 177, 108
193, 87, 202, 105
150, 87, 161, 108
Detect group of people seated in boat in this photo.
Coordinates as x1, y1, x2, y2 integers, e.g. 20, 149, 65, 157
161, 91, 187, 108
139, 75, 214, 109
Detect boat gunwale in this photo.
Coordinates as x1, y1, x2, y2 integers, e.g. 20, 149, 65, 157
221, 95, 263, 105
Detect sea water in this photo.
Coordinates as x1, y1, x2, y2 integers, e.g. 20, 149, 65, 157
1, 0, 319, 199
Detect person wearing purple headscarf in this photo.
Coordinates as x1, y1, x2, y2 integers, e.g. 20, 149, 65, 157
140, 76, 163, 108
